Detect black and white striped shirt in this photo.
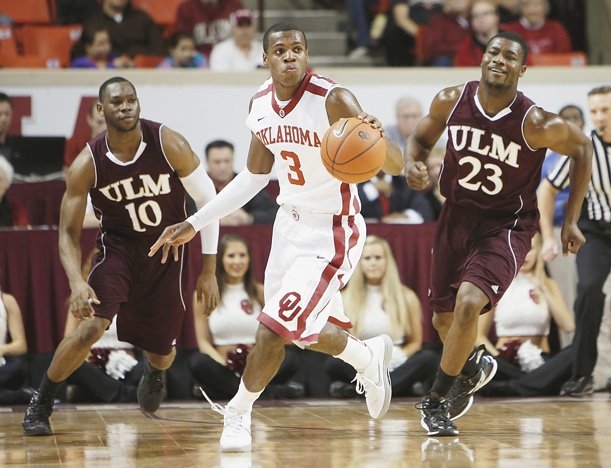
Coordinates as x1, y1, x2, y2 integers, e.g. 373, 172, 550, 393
547, 131, 611, 222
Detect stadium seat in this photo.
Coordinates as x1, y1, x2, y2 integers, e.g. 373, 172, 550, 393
131, 0, 185, 26
0, 25, 18, 57
0, 0, 52, 24
0, 54, 60, 68
21, 25, 82, 67
530, 52, 588, 67
134, 54, 165, 68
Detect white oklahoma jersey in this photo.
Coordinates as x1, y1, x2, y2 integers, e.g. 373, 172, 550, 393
246, 73, 360, 215
247, 72, 366, 346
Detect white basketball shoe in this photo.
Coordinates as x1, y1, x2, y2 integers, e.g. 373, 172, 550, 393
352, 334, 393, 419
200, 387, 252, 452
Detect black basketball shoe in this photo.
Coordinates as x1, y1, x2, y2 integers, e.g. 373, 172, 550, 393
137, 362, 166, 413
560, 376, 594, 397
447, 345, 497, 420
22, 390, 54, 436
417, 393, 459, 436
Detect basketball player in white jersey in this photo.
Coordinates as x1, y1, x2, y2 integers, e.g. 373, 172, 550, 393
150, 22, 404, 451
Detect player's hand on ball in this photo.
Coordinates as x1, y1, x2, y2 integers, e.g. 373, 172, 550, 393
406, 161, 429, 190
70, 280, 100, 320
560, 222, 585, 256
358, 112, 385, 137
149, 221, 196, 263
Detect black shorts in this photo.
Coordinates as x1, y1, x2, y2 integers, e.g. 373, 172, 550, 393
88, 233, 186, 355
430, 203, 537, 313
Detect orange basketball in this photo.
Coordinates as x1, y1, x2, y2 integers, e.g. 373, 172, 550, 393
320, 117, 387, 184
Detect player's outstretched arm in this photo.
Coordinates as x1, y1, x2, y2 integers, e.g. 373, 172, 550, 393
149, 133, 275, 259
326, 87, 403, 175
405, 85, 461, 190
59, 149, 100, 319
161, 126, 220, 313
525, 110, 593, 255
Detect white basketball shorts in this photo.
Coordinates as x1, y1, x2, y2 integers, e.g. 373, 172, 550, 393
259, 205, 366, 347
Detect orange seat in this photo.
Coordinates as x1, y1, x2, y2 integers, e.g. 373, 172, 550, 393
21, 25, 83, 67
0, 0, 52, 24
134, 54, 165, 68
132, 0, 185, 26
0, 54, 60, 68
530, 52, 588, 67
0, 25, 18, 57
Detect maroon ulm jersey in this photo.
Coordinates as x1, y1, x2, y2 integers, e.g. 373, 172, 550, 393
439, 81, 547, 215
88, 119, 186, 237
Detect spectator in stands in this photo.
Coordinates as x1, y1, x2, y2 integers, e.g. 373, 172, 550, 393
502, 0, 571, 55
175, 0, 244, 59
345, 0, 375, 59
381, 1, 420, 66
64, 102, 107, 169
0, 157, 28, 227
423, 0, 471, 66
0, 285, 32, 405
406, 0, 444, 24
190, 234, 303, 400
0, 93, 16, 168
55, 0, 102, 25
454, 0, 501, 67
497, 0, 521, 22
83, 0, 166, 59
358, 171, 434, 223
476, 234, 576, 396
70, 25, 132, 69
205, 140, 277, 225
325, 235, 438, 398
385, 96, 423, 153
157, 32, 208, 69
209, 9, 263, 71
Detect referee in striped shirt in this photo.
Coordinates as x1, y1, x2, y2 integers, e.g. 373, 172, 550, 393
539, 85, 611, 397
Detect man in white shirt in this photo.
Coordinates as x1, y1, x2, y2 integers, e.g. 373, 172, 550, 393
209, 9, 263, 71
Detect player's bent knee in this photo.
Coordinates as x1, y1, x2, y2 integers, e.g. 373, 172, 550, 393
432, 312, 453, 333
255, 323, 285, 351
74, 317, 108, 347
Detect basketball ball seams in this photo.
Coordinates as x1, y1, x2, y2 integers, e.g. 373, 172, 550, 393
331, 139, 386, 176
320, 117, 387, 183
333, 119, 366, 164
332, 130, 385, 166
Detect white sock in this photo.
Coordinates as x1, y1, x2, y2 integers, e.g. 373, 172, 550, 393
334, 335, 373, 373
227, 380, 263, 414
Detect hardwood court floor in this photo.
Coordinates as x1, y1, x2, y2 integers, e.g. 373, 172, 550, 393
1, 394, 610, 467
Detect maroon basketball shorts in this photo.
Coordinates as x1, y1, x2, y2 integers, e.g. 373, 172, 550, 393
430, 202, 537, 313
88, 233, 186, 355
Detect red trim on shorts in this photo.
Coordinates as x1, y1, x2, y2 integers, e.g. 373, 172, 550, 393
258, 311, 314, 342
340, 183, 351, 215
328, 316, 352, 329
296, 216, 346, 331
252, 84, 272, 100
345, 215, 360, 270
272, 72, 313, 118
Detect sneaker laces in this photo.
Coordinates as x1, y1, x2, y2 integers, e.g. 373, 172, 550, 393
25, 391, 53, 419
351, 373, 375, 396
198, 386, 250, 436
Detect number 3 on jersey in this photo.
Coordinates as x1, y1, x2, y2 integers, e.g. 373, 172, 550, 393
281, 150, 305, 186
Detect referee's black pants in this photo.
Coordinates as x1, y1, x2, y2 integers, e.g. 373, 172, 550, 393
571, 219, 611, 377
